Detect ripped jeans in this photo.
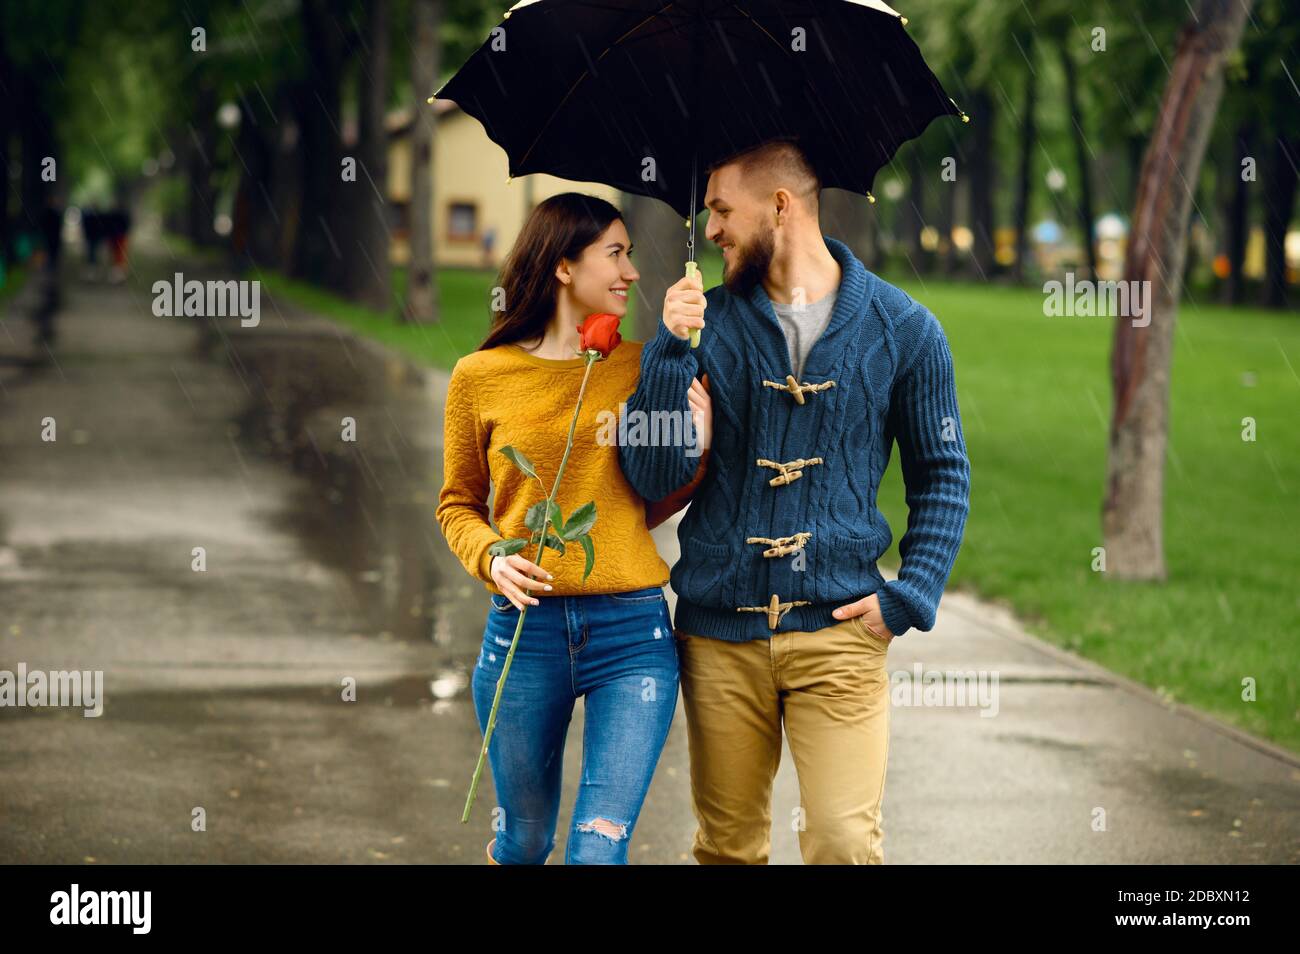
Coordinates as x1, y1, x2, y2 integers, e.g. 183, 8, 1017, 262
471, 585, 679, 864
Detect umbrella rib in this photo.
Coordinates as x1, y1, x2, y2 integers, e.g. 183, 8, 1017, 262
726, 2, 791, 55
516, 1, 685, 171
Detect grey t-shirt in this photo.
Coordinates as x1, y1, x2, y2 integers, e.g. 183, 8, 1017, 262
771, 288, 837, 380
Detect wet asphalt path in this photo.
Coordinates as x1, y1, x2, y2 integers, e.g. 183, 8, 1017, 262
1, 247, 1296, 864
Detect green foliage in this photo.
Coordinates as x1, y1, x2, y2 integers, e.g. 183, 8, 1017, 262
560, 501, 597, 540
523, 500, 548, 534
578, 535, 596, 582
499, 446, 538, 481
487, 538, 528, 557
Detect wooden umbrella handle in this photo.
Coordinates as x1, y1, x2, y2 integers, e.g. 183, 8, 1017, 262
685, 261, 702, 348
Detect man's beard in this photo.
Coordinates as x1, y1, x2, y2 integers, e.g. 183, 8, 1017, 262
722, 224, 775, 295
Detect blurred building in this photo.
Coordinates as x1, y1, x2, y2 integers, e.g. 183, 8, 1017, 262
375, 101, 623, 270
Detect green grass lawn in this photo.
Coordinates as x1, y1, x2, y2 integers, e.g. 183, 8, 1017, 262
256, 265, 494, 366
879, 276, 1299, 753
262, 251, 1299, 753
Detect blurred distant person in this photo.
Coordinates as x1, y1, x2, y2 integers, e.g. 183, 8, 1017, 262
106, 206, 132, 283
82, 206, 104, 276
481, 225, 496, 268
31, 260, 60, 347
30, 193, 64, 347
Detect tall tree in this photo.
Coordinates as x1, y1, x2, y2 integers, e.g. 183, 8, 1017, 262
1218, 122, 1254, 305
1058, 36, 1098, 279
185, 76, 220, 247
902, 141, 927, 270
292, 0, 359, 286
964, 88, 995, 279
1102, 0, 1254, 581
1011, 49, 1037, 284
345, 0, 392, 310
404, 0, 443, 324
1260, 135, 1298, 308
0, 42, 13, 267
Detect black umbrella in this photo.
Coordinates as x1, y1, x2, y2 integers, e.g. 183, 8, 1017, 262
432, 0, 966, 343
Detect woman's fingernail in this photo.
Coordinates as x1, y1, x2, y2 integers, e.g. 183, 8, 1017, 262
547, 574, 554, 579
544, 584, 552, 590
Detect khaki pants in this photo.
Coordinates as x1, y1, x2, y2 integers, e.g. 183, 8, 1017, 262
674, 616, 892, 864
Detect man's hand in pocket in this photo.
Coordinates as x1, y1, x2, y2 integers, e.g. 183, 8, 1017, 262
831, 592, 894, 640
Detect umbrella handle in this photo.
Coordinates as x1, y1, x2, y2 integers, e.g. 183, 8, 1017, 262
685, 261, 702, 348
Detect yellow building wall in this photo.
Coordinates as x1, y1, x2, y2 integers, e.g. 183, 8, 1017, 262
387, 109, 624, 269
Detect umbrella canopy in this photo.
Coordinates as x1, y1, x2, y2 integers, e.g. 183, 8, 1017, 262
434, 0, 965, 222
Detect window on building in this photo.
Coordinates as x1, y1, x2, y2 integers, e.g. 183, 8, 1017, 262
448, 202, 477, 241
390, 201, 410, 240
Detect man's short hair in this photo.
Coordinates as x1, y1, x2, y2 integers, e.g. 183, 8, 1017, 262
706, 139, 820, 210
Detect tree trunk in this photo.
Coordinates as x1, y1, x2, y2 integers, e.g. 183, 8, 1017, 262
820, 188, 877, 272
864, 205, 881, 272
345, 0, 392, 310
1219, 122, 1253, 305
1260, 135, 1298, 309
266, 83, 304, 271
18, 69, 56, 242
1012, 58, 1037, 284
0, 47, 13, 267
404, 0, 442, 324
1126, 134, 1145, 210
903, 142, 925, 270
185, 79, 219, 248
1102, 0, 1253, 581
965, 89, 995, 280
620, 191, 684, 342
231, 91, 275, 273
937, 156, 957, 276
1059, 39, 1098, 279
292, 0, 351, 286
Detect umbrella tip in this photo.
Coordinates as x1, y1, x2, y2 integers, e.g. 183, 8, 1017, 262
961, 113, 970, 123
866, 191, 876, 204
899, 16, 908, 25
426, 96, 436, 104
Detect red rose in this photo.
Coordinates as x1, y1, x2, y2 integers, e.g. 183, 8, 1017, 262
578, 313, 623, 358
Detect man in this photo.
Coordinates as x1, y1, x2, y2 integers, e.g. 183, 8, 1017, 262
618, 138, 971, 864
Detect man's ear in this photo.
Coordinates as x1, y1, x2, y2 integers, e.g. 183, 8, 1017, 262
773, 188, 792, 225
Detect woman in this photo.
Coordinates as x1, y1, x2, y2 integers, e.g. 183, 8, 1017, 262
436, 193, 711, 864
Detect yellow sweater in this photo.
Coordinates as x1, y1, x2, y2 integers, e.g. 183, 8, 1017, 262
437, 341, 685, 595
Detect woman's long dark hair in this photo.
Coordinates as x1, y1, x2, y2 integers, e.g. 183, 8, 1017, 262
477, 192, 623, 351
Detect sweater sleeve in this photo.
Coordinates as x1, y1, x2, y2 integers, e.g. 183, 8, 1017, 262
645, 446, 710, 529
435, 360, 505, 584
617, 319, 702, 501
876, 313, 971, 637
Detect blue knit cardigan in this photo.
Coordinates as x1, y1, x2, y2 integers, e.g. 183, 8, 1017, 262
619, 236, 971, 642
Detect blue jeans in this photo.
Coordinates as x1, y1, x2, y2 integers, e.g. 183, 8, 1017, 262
471, 585, 679, 864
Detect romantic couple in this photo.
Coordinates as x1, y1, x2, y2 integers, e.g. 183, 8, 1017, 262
436, 138, 971, 865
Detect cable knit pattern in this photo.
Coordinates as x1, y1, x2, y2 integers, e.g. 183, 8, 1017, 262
437, 341, 705, 596
618, 236, 971, 641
